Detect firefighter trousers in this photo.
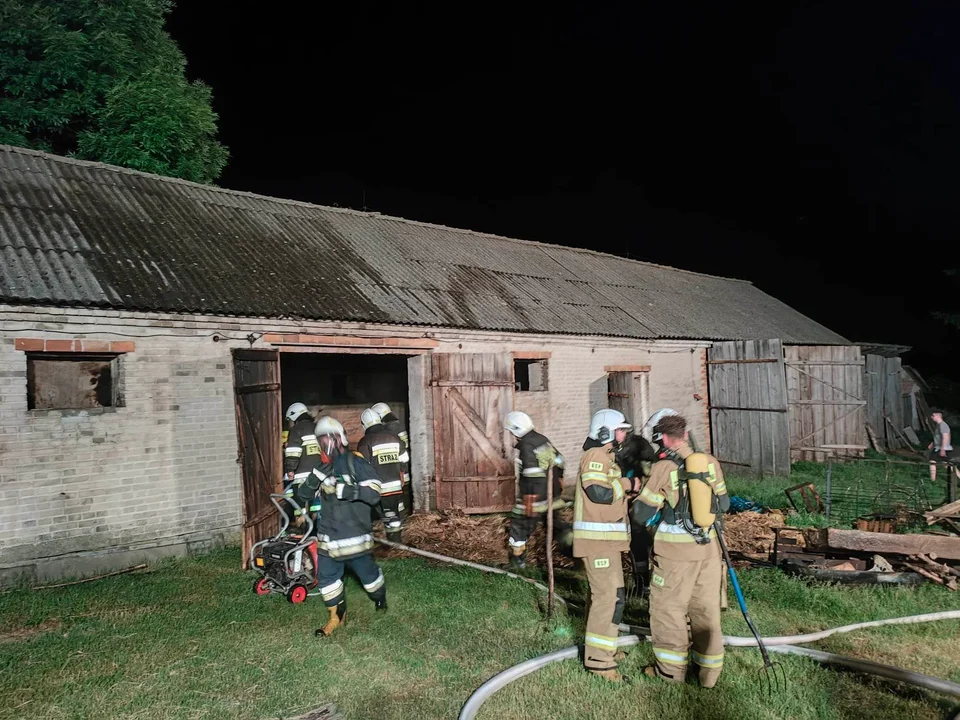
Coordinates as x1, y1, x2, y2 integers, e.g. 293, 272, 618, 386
375, 492, 409, 539
583, 554, 626, 671
317, 553, 386, 607
509, 511, 571, 551
649, 553, 724, 687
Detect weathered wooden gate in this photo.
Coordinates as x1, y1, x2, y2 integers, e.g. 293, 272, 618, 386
864, 354, 907, 450
232, 349, 282, 568
707, 339, 790, 477
432, 353, 515, 513
785, 345, 866, 461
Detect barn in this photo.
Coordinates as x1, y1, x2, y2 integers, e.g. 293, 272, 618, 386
0, 145, 850, 584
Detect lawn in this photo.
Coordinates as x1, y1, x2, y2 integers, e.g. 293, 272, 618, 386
1, 548, 959, 720
1, 463, 958, 720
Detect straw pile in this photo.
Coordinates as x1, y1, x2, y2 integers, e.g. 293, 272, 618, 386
377, 508, 577, 569
722, 510, 795, 558
377, 508, 793, 567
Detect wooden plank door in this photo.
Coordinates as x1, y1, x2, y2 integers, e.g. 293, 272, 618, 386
707, 339, 789, 477
607, 370, 650, 429
232, 349, 282, 568
785, 345, 866, 461
432, 353, 515, 513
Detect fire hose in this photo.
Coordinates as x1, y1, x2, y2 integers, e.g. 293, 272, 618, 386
373, 538, 960, 718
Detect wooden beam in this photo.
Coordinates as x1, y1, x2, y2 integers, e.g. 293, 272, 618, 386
605, 364, 652, 372
803, 527, 960, 561
514, 351, 552, 360
431, 380, 514, 387
706, 358, 778, 364
788, 400, 867, 405
785, 360, 866, 366
235, 382, 281, 395
709, 405, 787, 413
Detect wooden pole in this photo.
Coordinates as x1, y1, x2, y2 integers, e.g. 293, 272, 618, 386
546, 465, 555, 621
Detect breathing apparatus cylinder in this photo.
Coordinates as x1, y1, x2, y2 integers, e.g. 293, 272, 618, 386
685, 452, 716, 529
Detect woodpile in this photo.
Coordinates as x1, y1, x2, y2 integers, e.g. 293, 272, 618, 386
904, 553, 960, 591
797, 527, 960, 590
924, 500, 960, 535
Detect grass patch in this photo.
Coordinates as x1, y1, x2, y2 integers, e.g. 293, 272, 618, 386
0, 547, 958, 720
724, 456, 950, 533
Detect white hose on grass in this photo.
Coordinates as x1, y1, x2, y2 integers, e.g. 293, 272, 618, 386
620, 609, 960, 646
375, 538, 960, 717
457, 632, 960, 720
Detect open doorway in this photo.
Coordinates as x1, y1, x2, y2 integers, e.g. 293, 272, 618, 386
280, 352, 411, 452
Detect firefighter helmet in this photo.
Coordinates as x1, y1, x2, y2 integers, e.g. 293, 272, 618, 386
360, 407, 381, 430
315, 416, 348, 446
371, 402, 392, 420
285, 402, 309, 423
504, 411, 534, 438
588, 409, 632, 445
643, 408, 679, 443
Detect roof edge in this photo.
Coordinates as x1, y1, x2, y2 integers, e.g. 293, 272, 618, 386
0, 143, 755, 288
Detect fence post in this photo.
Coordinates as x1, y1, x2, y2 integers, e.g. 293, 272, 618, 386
825, 461, 832, 520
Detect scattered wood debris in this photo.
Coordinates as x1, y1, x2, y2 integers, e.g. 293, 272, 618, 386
804, 527, 960, 561
923, 500, 960, 525
261, 704, 343, 720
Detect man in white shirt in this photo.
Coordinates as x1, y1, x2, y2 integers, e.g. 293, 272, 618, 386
927, 410, 958, 482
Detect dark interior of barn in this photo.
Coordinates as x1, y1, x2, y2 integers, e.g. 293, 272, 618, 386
279, 352, 412, 487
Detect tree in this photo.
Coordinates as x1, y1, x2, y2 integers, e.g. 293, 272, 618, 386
0, 0, 227, 184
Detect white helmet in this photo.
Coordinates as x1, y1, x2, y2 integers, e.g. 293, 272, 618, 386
504, 410, 534, 438
285, 402, 309, 423
588, 409, 632, 444
361, 407, 381, 430
643, 408, 678, 443
314, 415, 347, 445
371, 402, 392, 420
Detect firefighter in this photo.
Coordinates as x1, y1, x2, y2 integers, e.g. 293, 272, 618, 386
371, 402, 411, 508
358, 407, 408, 543
629, 413, 730, 688
574, 408, 635, 682
503, 411, 571, 570
292, 416, 388, 638
283, 403, 320, 518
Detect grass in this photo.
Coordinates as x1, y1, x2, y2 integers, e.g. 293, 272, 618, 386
726, 455, 952, 532
1, 547, 959, 720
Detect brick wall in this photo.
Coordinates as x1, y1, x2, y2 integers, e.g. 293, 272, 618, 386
0, 304, 712, 583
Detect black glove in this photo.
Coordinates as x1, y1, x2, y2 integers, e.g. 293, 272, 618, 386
336, 483, 360, 502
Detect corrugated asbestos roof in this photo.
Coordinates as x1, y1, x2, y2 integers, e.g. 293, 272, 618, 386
0, 145, 849, 344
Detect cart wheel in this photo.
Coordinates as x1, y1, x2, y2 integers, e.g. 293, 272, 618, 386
253, 577, 271, 596
287, 584, 308, 604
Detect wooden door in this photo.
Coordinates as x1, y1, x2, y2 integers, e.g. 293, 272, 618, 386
607, 370, 650, 429
233, 349, 282, 568
707, 339, 790, 477
432, 353, 515, 513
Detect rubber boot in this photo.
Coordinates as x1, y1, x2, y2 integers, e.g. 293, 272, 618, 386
508, 547, 527, 570
315, 600, 346, 638
386, 529, 402, 545
372, 588, 387, 612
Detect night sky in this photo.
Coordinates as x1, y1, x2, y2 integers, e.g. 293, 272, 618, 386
166, 2, 960, 385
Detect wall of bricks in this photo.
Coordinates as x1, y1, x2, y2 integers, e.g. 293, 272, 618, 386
0, 304, 713, 583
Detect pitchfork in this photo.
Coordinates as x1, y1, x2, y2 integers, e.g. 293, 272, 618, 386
714, 523, 787, 696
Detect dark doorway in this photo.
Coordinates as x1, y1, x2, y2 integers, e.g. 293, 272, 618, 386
280, 352, 412, 499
